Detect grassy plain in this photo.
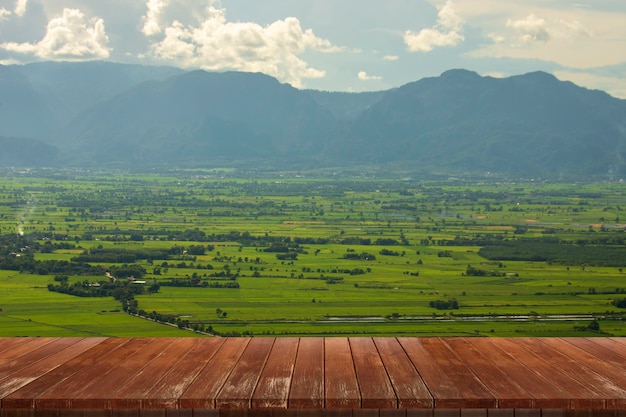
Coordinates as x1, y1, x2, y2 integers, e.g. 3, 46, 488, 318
0, 168, 625, 337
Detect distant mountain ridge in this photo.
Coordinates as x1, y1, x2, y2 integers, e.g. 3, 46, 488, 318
2, 62, 626, 178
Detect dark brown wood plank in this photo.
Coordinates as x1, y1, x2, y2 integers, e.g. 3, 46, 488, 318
467, 338, 569, 409
143, 337, 226, 409
70, 338, 177, 409
288, 337, 324, 409
324, 337, 360, 409
400, 338, 496, 409
2, 337, 130, 409
179, 337, 250, 409
0, 338, 105, 400
539, 338, 626, 409
492, 338, 607, 409
443, 338, 533, 409
215, 337, 275, 409
373, 337, 433, 408
107, 338, 198, 410
252, 337, 299, 409
349, 337, 396, 409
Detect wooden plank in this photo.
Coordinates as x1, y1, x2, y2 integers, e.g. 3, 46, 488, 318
324, 337, 360, 409
443, 338, 533, 409
108, 338, 198, 410
143, 338, 226, 409
252, 338, 299, 409
0, 338, 49, 359
70, 338, 178, 409
349, 337, 396, 409
2, 337, 130, 409
468, 338, 569, 409
516, 338, 625, 409
0, 338, 60, 379
539, 338, 626, 409
215, 337, 275, 409
0, 338, 105, 400
35, 338, 157, 409
492, 338, 607, 409
373, 337, 433, 408
0, 338, 75, 381
288, 337, 324, 409
179, 337, 250, 409
583, 338, 626, 365
400, 338, 496, 409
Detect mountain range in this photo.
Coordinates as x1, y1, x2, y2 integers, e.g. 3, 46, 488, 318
1, 61, 625, 179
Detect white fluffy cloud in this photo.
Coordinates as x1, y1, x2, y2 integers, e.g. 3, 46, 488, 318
404, 0, 464, 52
0, 8, 11, 21
358, 71, 382, 81
383, 55, 399, 61
14, 0, 27, 16
141, 0, 334, 88
506, 14, 551, 43
0, 8, 110, 60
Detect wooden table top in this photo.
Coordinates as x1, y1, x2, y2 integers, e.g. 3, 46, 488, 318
0, 337, 625, 414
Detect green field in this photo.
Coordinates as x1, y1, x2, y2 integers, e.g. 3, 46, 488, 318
0, 168, 625, 337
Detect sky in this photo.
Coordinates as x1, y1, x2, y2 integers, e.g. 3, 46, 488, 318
0, 0, 625, 98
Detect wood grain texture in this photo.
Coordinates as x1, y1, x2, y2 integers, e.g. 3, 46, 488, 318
0, 337, 624, 413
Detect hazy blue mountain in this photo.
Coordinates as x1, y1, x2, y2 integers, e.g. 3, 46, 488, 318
331, 69, 626, 178
0, 61, 183, 142
57, 70, 336, 166
0, 65, 52, 140
0, 136, 59, 166
305, 90, 387, 121
3, 62, 626, 178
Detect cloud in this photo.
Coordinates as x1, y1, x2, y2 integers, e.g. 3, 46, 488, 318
404, 0, 464, 52
142, 0, 335, 88
14, 0, 27, 17
506, 14, 550, 43
383, 55, 399, 61
0, 8, 110, 61
358, 71, 382, 81
142, 0, 166, 36
0, 8, 10, 21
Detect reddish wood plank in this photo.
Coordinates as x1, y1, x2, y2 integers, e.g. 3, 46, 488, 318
179, 338, 250, 409
400, 338, 496, 409
467, 338, 569, 409
349, 337, 396, 409
107, 338, 198, 410
0, 339, 75, 382
0, 338, 52, 360
373, 337, 433, 408
324, 337, 360, 409
443, 338, 533, 409
2, 338, 131, 409
70, 338, 178, 409
216, 337, 275, 409
582, 338, 626, 366
0, 338, 60, 379
0, 338, 104, 400
35, 338, 158, 409
143, 338, 226, 409
492, 338, 607, 409
288, 337, 324, 409
539, 338, 626, 409
252, 338, 299, 409
516, 338, 626, 409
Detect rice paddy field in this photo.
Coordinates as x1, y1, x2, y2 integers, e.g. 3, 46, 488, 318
0, 168, 625, 337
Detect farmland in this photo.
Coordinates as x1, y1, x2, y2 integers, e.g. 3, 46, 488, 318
0, 168, 625, 337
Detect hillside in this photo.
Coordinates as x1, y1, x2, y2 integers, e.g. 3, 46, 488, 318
2, 62, 626, 178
